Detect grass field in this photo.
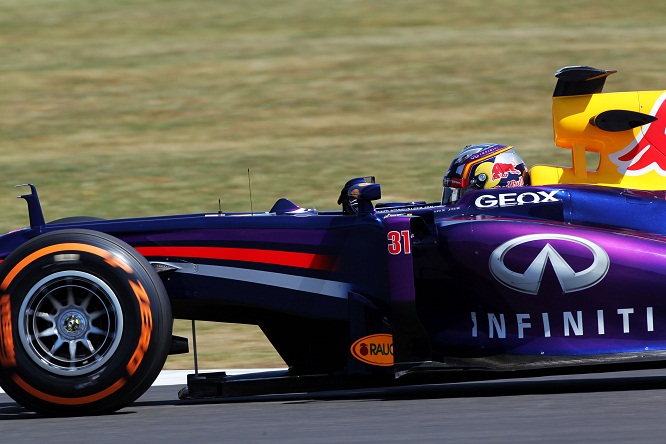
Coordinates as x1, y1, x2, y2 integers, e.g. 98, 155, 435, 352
3, 0, 666, 369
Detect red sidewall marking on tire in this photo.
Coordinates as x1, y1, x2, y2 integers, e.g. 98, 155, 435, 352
126, 279, 153, 377
12, 374, 127, 405
0, 243, 133, 292
0, 294, 16, 367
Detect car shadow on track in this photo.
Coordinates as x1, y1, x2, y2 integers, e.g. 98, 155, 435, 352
174, 369, 666, 406
0, 401, 40, 420
4, 370, 666, 418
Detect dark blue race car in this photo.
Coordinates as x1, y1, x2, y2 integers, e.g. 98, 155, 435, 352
2, 66, 666, 416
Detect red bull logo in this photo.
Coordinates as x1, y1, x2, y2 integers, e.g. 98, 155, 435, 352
491, 162, 521, 181
611, 92, 666, 176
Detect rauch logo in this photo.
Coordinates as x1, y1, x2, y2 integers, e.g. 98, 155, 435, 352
350, 334, 394, 366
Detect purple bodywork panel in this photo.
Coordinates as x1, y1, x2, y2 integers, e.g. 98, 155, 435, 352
430, 218, 666, 360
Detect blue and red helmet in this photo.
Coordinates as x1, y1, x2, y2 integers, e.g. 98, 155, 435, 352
442, 143, 529, 204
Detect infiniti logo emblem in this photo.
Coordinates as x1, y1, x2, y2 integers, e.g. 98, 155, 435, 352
489, 234, 610, 295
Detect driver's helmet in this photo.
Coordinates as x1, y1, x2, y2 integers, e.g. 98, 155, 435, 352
442, 143, 528, 205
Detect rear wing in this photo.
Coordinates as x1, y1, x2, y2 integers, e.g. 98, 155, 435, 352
531, 66, 666, 190
553, 66, 616, 97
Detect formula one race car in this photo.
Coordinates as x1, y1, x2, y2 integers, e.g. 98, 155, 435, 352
3, 66, 666, 416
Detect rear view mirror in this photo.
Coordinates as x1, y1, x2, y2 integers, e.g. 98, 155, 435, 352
348, 183, 381, 215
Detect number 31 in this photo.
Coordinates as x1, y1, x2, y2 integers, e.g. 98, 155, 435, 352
387, 230, 411, 255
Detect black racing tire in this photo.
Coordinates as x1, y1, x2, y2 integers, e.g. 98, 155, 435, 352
0, 229, 172, 416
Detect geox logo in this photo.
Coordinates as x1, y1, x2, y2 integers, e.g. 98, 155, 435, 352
489, 234, 610, 295
475, 190, 559, 208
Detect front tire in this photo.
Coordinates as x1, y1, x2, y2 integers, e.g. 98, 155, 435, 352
0, 230, 172, 416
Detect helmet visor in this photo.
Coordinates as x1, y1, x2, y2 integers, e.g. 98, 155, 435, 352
442, 186, 465, 205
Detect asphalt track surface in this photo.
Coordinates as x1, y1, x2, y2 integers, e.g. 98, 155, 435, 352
3, 369, 666, 443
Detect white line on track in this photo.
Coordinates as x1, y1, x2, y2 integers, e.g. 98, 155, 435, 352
152, 368, 284, 386
0, 369, 285, 395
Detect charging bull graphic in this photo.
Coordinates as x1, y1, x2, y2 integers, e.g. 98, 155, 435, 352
492, 163, 521, 181
610, 93, 666, 176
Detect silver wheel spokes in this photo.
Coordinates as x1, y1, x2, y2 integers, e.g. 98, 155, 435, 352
20, 272, 124, 376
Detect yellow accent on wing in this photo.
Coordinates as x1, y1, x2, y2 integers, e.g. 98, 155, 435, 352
532, 90, 666, 190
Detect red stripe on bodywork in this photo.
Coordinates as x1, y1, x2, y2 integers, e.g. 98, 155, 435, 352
136, 246, 335, 271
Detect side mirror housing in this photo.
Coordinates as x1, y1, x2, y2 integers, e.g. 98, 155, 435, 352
348, 183, 381, 216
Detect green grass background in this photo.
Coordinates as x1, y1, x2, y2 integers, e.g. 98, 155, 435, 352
3, 0, 666, 368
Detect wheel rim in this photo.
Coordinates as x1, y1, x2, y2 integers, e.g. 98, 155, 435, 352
18, 271, 124, 376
